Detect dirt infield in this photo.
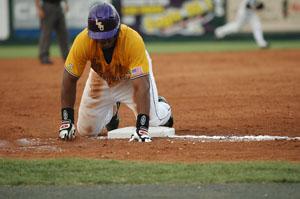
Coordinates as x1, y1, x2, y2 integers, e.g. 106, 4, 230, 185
0, 50, 299, 162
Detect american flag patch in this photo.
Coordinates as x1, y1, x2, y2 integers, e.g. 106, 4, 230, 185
131, 67, 144, 76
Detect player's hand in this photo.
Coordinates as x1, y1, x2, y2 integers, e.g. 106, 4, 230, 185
59, 120, 76, 141
59, 108, 75, 141
129, 114, 152, 142
129, 127, 152, 142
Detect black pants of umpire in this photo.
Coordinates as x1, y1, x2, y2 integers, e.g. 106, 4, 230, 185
39, 2, 69, 62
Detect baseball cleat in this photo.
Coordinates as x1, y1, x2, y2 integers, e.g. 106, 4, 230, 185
106, 102, 121, 131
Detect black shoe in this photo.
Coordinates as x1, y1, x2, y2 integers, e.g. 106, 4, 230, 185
106, 102, 121, 131
162, 116, 173, 128
40, 58, 53, 65
158, 96, 174, 128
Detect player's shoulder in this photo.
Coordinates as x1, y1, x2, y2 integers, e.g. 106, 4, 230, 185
74, 28, 92, 44
120, 24, 144, 44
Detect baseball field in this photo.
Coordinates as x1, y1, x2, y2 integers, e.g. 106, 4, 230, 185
0, 40, 300, 198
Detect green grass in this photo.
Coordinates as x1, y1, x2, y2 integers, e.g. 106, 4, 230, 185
0, 158, 299, 185
0, 45, 59, 58
147, 40, 300, 53
0, 40, 299, 58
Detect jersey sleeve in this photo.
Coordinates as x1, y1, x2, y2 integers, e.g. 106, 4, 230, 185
126, 29, 149, 79
64, 29, 90, 77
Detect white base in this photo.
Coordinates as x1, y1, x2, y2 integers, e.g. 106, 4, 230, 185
108, 126, 175, 139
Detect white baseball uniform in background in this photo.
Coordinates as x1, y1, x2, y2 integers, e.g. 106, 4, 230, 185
215, 0, 268, 48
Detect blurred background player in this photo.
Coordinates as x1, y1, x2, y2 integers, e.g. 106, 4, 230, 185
214, 0, 225, 17
58, 2, 173, 142
214, 0, 269, 48
35, 0, 69, 64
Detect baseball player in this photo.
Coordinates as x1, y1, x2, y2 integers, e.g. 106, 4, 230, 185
58, 2, 173, 142
215, 0, 269, 48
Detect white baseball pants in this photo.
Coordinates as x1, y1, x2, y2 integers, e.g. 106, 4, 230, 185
77, 52, 172, 136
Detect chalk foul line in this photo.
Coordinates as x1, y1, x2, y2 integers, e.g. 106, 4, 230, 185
167, 135, 300, 142
96, 134, 300, 142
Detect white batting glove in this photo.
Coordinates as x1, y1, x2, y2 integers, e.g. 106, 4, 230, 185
129, 114, 152, 142
59, 120, 76, 141
129, 128, 152, 143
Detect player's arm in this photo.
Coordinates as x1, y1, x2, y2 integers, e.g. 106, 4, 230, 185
59, 70, 78, 141
61, 70, 78, 109
127, 29, 152, 142
59, 29, 89, 141
132, 75, 150, 116
130, 75, 152, 142
61, 69, 78, 111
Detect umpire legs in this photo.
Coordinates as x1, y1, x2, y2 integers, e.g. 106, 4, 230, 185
38, 2, 69, 63
54, 7, 69, 60
38, 6, 53, 63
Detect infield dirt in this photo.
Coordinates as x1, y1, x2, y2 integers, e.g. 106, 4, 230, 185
0, 50, 299, 162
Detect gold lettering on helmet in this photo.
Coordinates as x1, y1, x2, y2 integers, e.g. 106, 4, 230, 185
95, 19, 104, 31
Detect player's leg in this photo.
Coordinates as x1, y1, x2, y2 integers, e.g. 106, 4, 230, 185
146, 51, 173, 126
249, 13, 268, 48
77, 69, 114, 136
215, 22, 240, 38
215, 4, 247, 38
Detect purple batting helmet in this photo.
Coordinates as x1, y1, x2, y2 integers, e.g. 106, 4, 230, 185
88, 2, 120, 40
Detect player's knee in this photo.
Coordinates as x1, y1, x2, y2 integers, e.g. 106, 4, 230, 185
149, 113, 172, 127
149, 110, 172, 127
77, 121, 101, 137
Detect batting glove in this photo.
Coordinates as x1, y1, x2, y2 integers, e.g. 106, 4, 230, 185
129, 114, 152, 142
59, 120, 76, 141
59, 108, 76, 141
